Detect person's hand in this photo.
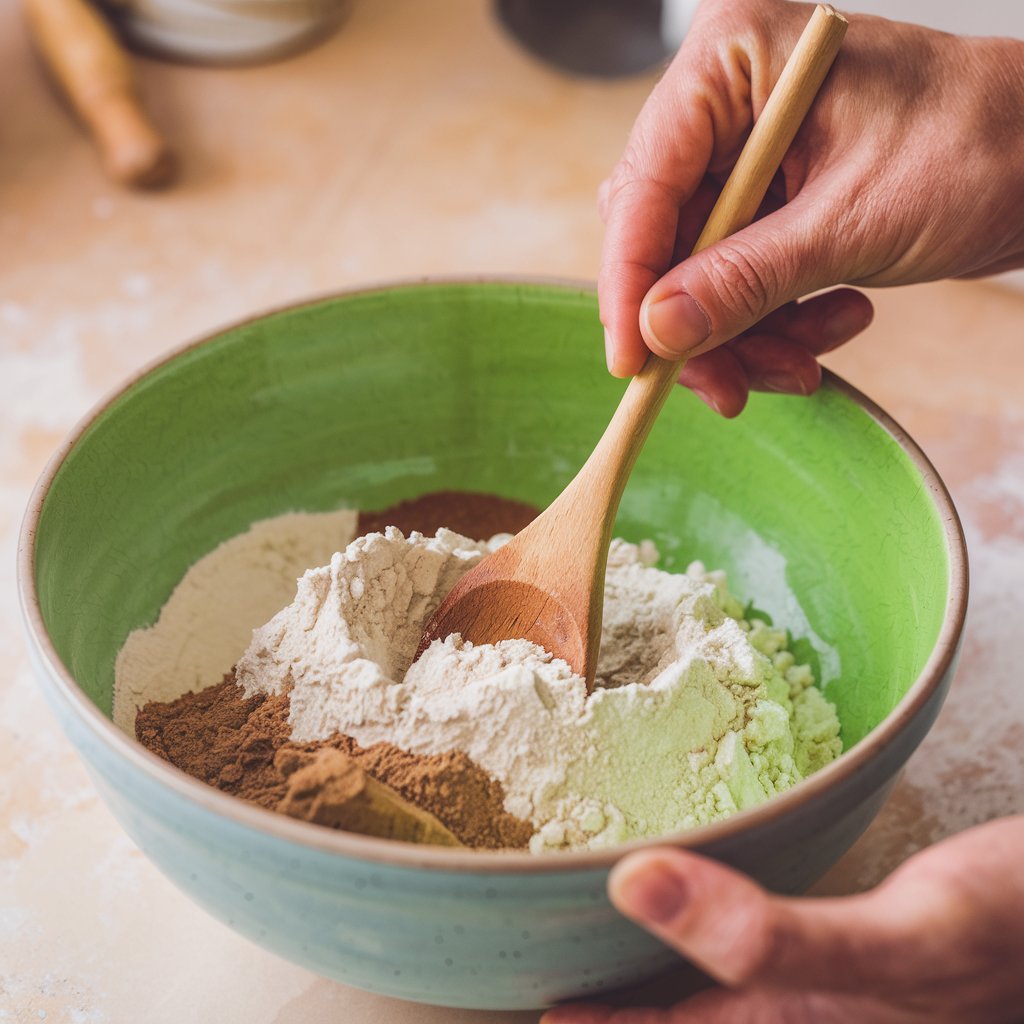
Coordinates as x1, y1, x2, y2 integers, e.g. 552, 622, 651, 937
540, 816, 1024, 1023
600, 0, 1024, 416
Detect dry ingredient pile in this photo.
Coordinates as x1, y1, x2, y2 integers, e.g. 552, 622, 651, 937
118, 492, 843, 853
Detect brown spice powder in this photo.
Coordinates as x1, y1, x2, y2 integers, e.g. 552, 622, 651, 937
356, 490, 537, 541
136, 677, 533, 850
273, 747, 463, 847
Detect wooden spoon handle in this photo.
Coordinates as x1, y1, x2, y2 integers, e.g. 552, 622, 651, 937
597, 3, 847, 494
23, 0, 176, 188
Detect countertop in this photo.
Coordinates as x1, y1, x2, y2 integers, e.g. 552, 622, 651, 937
3, 1, 1023, 1021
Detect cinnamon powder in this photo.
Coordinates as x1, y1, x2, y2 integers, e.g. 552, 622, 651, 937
356, 490, 537, 540
136, 677, 532, 849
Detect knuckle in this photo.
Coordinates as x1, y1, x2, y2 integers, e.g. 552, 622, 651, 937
606, 153, 642, 205
604, 151, 683, 216
598, 258, 640, 297
698, 239, 780, 324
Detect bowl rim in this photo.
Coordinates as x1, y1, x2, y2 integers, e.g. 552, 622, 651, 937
17, 276, 969, 874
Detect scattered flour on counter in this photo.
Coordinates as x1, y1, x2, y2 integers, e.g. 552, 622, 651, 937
236, 526, 842, 852
113, 509, 358, 733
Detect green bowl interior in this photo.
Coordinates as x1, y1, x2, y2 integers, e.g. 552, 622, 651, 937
34, 281, 949, 749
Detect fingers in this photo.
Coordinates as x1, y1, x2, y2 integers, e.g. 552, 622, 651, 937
598, 0, 835, 376
639, 194, 842, 361
677, 347, 749, 418
541, 1006, 680, 1024
676, 337, 819, 418
730, 335, 821, 396
547, 820, 1024, 1024
599, 0, 883, 378
756, 288, 874, 355
541, 1007, 615, 1024
543, 990, 910, 1024
672, 287, 872, 416
669, 180, 724, 266
606, 848, 936, 995
654, 989, 902, 1024
598, 8, 743, 377
599, 148, 709, 378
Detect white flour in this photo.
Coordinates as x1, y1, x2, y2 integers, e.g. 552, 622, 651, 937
113, 509, 358, 733
235, 525, 842, 851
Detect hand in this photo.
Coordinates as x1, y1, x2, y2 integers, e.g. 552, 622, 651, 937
541, 816, 1024, 1023
600, 0, 1024, 416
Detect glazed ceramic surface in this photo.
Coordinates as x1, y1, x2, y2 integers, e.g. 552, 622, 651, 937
19, 280, 967, 1009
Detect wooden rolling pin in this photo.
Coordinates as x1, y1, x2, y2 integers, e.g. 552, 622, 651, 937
23, 0, 176, 188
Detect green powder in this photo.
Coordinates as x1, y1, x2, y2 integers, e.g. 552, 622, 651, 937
532, 568, 845, 850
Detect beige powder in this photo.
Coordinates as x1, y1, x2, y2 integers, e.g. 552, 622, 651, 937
113, 509, 358, 733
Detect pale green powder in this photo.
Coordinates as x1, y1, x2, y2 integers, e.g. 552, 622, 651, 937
543, 589, 844, 849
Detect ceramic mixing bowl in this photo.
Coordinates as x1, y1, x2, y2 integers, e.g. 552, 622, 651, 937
19, 279, 967, 1010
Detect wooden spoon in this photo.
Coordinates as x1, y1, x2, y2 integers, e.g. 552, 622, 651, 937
419, 4, 848, 690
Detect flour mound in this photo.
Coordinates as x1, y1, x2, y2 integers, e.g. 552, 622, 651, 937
236, 527, 843, 851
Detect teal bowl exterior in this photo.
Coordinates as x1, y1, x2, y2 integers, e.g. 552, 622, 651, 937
24, 629, 961, 1009
19, 280, 968, 1010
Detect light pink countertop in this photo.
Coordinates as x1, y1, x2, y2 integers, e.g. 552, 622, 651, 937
3, 1, 1023, 1020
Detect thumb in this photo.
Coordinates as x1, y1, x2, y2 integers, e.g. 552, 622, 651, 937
608, 847, 940, 995
640, 196, 837, 361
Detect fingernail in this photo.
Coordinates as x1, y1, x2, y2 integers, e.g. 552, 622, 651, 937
604, 327, 616, 374
643, 292, 711, 356
761, 372, 808, 395
691, 387, 722, 415
614, 861, 689, 925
